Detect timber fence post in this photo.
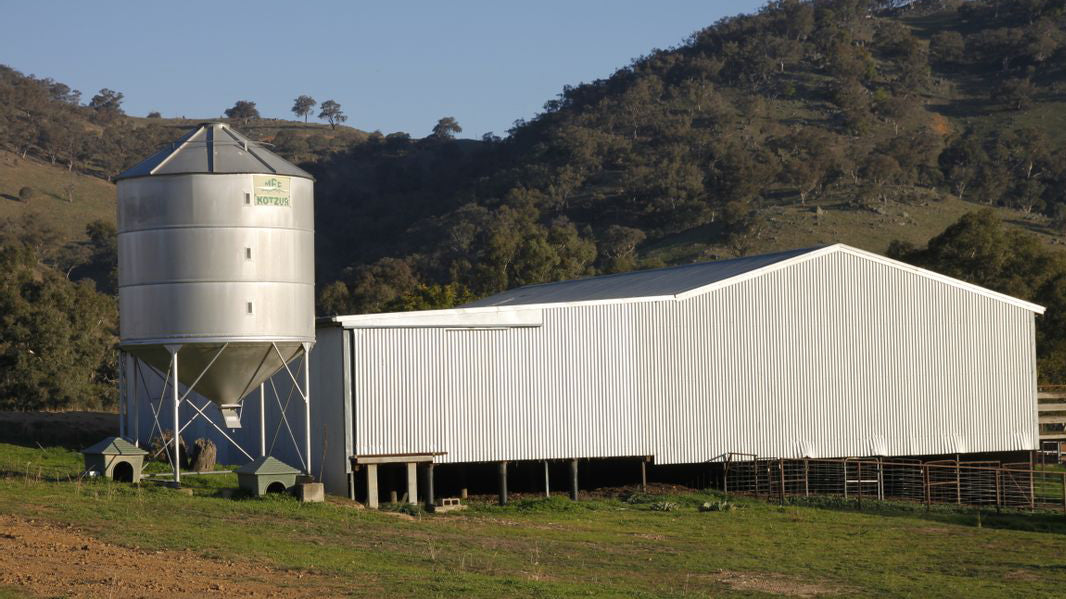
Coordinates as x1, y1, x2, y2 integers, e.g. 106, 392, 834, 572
754, 459, 760, 499
724, 454, 730, 494
1061, 472, 1066, 514
1030, 451, 1036, 511
804, 458, 809, 497
779, 458, 786, 505
995, 468, 1001, 511
843, 461, 848, 500
955, 457, 961, 505
857, 461, 863, 509
923, 464, 930, 509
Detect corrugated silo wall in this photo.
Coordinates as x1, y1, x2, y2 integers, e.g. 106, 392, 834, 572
348, 250, 1039, 466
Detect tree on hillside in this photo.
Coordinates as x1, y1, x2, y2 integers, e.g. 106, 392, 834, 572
88, 88, 124, 122
291, 95, 317, 122
224, 100, 260, 123
929, 31, 966, 65
318, 100, 347, 129
597, 225, 646, 273
432, 117, 462, 140
146, 111, 162, 118
0, 243, 117, 410
44, 80, 81, 105
861, 153, 902, 203
939, 133, 987, 201
994, 78, 1036, 110
82, 220, 118, 294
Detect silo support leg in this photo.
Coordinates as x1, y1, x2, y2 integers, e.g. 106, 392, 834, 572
259, 383, 266, 457
302, 343, 312, 478
270, 342, 315, 476
118, 351, 126, 439
131, 357, 140, 447
165, 345, 181, 486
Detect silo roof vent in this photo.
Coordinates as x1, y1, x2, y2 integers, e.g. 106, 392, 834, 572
115, 122, 313, 181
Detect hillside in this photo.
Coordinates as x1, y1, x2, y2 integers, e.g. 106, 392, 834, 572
300, 0, 1066, 312
0, 150, 115, 242
6, 0, 1066, 410
3, 0, 1066, 290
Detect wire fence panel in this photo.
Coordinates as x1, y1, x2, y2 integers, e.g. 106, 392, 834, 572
721, 453, 1066, 513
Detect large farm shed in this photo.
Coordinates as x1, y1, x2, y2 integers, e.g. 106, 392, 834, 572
307, 243, 1044, 498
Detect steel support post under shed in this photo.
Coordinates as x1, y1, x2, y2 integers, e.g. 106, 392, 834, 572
425, 462, 435, 509
498, 461, 508, 505
569, 459, 579, 501
544, 461, 551, 498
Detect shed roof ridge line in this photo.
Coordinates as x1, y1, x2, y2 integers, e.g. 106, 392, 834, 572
674, 243, 1045, 314
329, 243, 1045, 326
671, 244, 840, 301
494, 245, 826, 293
831, 244, 1046, 314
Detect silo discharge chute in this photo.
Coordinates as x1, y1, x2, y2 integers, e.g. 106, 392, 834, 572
115, 123, 315, 482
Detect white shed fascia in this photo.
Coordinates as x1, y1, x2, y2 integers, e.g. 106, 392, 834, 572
332, 306, 544, 329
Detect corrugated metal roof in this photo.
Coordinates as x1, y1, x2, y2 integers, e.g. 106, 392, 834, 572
115, 122, 313, 181
463, 246, 822, 307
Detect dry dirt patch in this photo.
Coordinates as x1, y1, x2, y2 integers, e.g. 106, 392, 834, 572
714, 570, 847, 597
0, 515, 348, 598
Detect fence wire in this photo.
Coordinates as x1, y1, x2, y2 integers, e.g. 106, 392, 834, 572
722, 454, 1066, 512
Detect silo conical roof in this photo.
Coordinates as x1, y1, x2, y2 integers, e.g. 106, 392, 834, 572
115, 122, 313, 181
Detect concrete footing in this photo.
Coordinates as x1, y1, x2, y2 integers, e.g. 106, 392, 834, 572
366, 463, 379, 509
297, 482, 324, 503
407, 462, 418, 505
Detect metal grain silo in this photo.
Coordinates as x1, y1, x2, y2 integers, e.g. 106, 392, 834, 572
115, 123, 314, 483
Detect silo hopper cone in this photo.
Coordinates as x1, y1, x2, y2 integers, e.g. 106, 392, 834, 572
124, 342, 306, 428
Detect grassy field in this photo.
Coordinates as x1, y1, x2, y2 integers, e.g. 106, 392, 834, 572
0, 443, 1065, 598
644, 193, 1063, 265
0, 151, 115, 242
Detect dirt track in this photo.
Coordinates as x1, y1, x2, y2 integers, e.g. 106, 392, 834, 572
0, 515, 343, 598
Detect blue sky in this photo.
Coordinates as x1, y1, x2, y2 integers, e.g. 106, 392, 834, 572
2, 1, 764, 138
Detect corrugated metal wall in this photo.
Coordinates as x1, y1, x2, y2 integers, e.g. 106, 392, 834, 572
650, 250, 1037, 463
346, 250, 1038, 466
